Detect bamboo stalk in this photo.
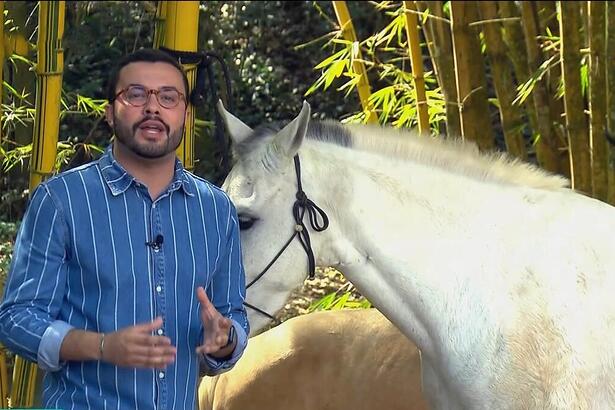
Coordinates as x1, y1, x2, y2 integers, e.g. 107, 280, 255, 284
153, 0, 167, 49
332, 1, 378, 123
414, 2, 438, 81
588, 0, 608, 201
0, 346, 8, 408
537, 1, 569, 176
450, 1, 495, 150
160, 1, 199, 171
416, 1, 461, 137
605, 2, 615, 205
497, 1, 542, 157
6, 1, 37, 147
18, 3, 65, 403
559, 1, 591, 194
28, 0, 66, 189
477, 2, 527, 160
519, 2, 561, 173
403, 1, 429, 134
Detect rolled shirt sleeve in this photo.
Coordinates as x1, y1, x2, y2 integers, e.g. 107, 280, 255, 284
37, 320, 75, 371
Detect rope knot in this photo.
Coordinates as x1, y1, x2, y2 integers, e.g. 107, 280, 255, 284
295, 190, 308, 204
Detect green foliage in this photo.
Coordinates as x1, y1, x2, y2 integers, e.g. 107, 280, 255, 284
198, 1, 359, 125
194, 1, 364, 182
308, 273, 371, 312
305, 2, 447, 131
0, 221, 19, 299
309, 289, 372, 312
1, 63, 108, 173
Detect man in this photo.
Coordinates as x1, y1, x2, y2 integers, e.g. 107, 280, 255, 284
0, 48, 249, 409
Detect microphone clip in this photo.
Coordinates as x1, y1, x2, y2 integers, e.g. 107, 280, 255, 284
146, 234, 164, 251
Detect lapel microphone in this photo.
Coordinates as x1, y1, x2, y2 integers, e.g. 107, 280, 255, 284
146, 234, 164, 251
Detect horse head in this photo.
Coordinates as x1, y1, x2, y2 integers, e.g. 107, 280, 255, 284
219, 100, 331, 333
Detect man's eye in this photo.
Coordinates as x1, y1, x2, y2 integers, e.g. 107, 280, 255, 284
160, 94, 177, 104
238, 215, 257, 231
127, 89, 146, 99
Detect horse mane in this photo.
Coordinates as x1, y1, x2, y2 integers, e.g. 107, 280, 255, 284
238, 119, 570, 191
309, 120, 570, 191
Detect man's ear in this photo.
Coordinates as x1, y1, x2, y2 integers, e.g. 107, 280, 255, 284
105, 103, 114, 127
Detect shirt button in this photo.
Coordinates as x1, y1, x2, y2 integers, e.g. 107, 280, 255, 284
158, 372, 165, 379
157, 329, 164, 335
156, 285, 162, 292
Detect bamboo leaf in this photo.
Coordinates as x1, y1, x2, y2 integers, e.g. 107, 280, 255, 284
314, 48, 348, 70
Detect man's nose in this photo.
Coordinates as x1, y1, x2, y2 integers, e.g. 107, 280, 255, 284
143, 91, 161, 114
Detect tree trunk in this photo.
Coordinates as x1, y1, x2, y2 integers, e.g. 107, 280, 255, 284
588, 1, 608, 201
559, 1, 591, 194
478, 2, 527, 159
519, 2, 561, 173
416, 1, 461, 138
605, 2, 615, 205
450, 1, 495, 151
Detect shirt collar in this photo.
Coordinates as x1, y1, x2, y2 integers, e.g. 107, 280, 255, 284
98, 145, 195, 197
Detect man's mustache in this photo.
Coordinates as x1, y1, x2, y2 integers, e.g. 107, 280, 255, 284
133, 116, 170, 135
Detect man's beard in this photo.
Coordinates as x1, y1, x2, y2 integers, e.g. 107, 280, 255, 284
113, 116, 184, 159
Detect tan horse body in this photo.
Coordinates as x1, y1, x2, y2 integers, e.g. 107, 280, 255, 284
199, 309, 428, 410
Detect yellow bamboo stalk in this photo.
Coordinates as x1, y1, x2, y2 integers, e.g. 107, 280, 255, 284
16, 2, 65, 406
159, 0, 199, 171
153, 1, 167, 49
403, 1, 429, 134
10, 353, 28, 407
0, 348, 8, 409
28, 1, 65, 189
416, 1, 461, 138
332, 1, 378, 123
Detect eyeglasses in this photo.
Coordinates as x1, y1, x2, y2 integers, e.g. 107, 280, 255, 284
113, 85, 186, 109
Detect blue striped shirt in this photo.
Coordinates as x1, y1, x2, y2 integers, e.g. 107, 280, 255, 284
0, 146, 249, 409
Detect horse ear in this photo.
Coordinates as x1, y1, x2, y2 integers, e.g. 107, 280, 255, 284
217, 99, 253, 144
272, 101, 311, 158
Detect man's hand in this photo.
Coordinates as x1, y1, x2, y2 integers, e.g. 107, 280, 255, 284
196, 286, 234, 357
102, 317, 176, 369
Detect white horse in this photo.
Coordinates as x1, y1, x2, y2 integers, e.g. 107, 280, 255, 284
219, 100, 615, 409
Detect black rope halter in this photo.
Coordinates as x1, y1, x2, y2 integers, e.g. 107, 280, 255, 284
159, 46, 233, 185
243, 155, 329, 321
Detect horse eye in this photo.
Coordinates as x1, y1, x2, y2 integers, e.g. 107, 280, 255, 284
238, 215, 257, 231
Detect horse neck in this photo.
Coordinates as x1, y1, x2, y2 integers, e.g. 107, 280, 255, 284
300, 143, 505, 372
